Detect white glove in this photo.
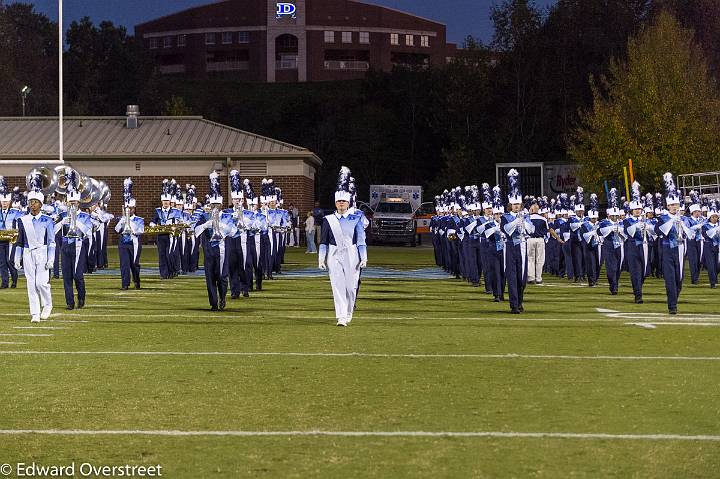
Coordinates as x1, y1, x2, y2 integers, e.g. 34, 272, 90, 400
319, 260, 327, 270
62, 217, 70, 225
149, 222, 156, 227
45, 260, 53, 270
359, 260, 367, 269
14, 260, 21, 270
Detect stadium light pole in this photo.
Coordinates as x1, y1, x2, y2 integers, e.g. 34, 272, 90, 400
20, 86, 31, 116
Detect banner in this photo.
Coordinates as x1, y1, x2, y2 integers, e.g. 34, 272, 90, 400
545, 164, 581, 195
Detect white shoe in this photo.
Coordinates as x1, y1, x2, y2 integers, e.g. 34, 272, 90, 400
31, 316, 40, 323
336, 318, 347, 327
346, 316, 353, 324
40, 306, 52, 320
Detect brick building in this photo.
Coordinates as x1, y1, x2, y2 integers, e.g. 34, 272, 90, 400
135, 0, 457, 82
0, 111, 322, 242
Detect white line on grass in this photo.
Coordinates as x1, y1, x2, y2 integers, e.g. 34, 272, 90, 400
0, 342, 27, 345
12, 327, 69, 330
0, 334, 53, 337
0, 429, 718, 441
0, 351, 719, 361
626, 322, 720, 328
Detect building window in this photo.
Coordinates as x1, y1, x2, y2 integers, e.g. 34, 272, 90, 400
342, 31, 352, 43
359, 31, 369, 44
405, 34, 414, 46
421, 35, 429, 47
149, 38, 159, 49
222, 32, 233, 44
390, 33, 399, 45
324, 31, 335, 43
238, 31, 249, 43
205, 33, 216, 45
163, 36, 173, 48
177, 34, 186, 47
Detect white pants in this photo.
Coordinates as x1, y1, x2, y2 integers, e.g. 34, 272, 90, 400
23, 249, 52, 317
527, 237, 545, 282
327, 245, 361, 320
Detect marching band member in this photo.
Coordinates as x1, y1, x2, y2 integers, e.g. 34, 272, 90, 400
0, 177, 21, 289
181, 185, 200, 275
483, 186, 506, 302
224, 170, 249, 299
195, 172, 235, 311
318, 166, 367, 327
685, 191, 706, 285
581, 193, 602, 287
14, 173, 56, 322
623, 182, 653, 304
55, 170, 93, 310
150, 179, 177, 279
598, 188, 625, 296
115, 178, 144, 290
243, 179, 264, 292
463, 186, 483, 288
259, 179, 275, 280
570, 187, 586, 283
500, 169, 535, 314
702, 201, 719, 289
656, 173, 693, 314
170, 181, 184, 276
51, 193, 66, 279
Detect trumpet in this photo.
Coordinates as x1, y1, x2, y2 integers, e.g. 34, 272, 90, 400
145, 224, 187, 237
65, 203, 82, 239
121, 206, 133, 236
233, 205, 246, 233
0, 229, 18, 244
211, 207, 223, 241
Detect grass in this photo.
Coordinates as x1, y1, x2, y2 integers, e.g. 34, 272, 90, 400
0, 246, 719, 478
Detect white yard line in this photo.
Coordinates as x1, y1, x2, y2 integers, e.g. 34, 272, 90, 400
12, 326, 69, 330
627, 322, 720, 328
0, 351, 719, 361
0, 333, 53, 337
0, 342, 27, 345
0, 429, 718, 441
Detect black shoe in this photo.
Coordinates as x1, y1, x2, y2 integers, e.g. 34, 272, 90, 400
493, 296, 500, 302
219, 299, 226, 311
484, 290, 493, 294
256, 285, 262, 291
0, 285, 7, 289
588, 283, 596, 287
243, 292, 249, 298
635, 298, 643, 304
10, 283, 16, 289
669, 309, 677, 315
210, 306, 219, 311
121, 286, 128, 290
510, 308, 520, 314
527, 280, 535, 285
518, 305, 524, 312
231, 295, 239, 300
535, 281, 543, 285
135, 283, 141, 290
712, 285, 717, 289
472, 283, 480, 287
499, 296, 505, 301
611, 291, 618, 295
77, 300, 84, 309
66, 305, 74, 310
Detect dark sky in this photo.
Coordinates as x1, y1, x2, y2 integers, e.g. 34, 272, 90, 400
11, 0, 557, 45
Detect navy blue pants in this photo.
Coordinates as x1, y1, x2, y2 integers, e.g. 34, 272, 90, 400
661, 244, 683, 310
625, 242, 646, 299
61, 241, 86, 307
0, 241, 17, 287
603, 244, 622, 294
480, 241, 493, 293
466, 238, 482, 285
583, 244, 600, 285
261, 233, 273, 278
119, 241, 141, 289
227, 236, 247, 297
703, 241, 718, 288
505, 244, 526, 310
562, 241, 574, 279
432, 234, 442, 266
203, 245, 227, 309
53, 230, 62, 278
156, 234, 171, 279
487, 248, 505, 299
571, 239, 585, 279
245, 234, 262, 292
687, 239, 702, 284
190, 238, 200, 272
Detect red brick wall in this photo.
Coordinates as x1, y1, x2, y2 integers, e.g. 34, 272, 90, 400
4, 174, 315, 244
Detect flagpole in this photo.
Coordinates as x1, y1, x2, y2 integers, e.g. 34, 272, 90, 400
59, 0, 63, 163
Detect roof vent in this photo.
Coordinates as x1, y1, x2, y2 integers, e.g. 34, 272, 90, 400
126, 105, 140, 129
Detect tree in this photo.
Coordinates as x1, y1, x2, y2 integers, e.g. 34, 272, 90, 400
569, 11, 720, 193
163, 95, 192, 116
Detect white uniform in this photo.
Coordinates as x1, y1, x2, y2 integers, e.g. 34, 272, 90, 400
15, 212, 56, 320
318, 211, 367, 325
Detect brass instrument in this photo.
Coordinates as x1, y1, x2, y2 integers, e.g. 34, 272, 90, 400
211, 207, 223, 241
233, 206, 246, 233
144, 224, 188, 237
0, 229, 18, 244
122, 206, 133, 236
26, 167, 58, 195
65, 203, 82, 238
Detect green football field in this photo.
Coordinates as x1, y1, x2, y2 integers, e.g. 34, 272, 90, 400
1, 245, 719, 478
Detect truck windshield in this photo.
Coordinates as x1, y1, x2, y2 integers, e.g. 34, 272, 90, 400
376, 202, 413, 214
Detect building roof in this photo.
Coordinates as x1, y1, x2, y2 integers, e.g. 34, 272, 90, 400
0, 116, 322, 165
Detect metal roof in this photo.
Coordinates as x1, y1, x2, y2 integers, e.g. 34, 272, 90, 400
0, 116, 321, 164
